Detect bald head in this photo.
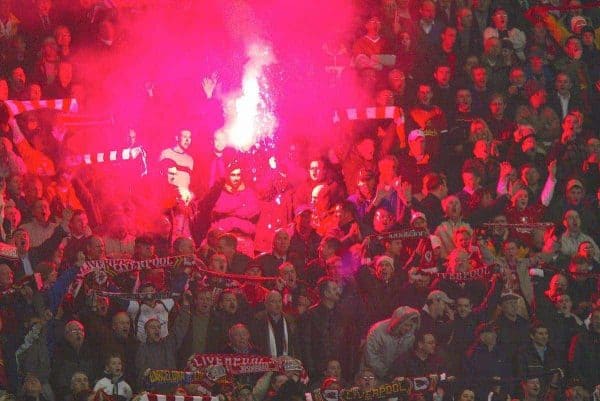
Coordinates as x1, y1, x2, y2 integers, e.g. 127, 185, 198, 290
112, 312, 130, 339
228, 323, 251, 352
265, 290, 283, 316
173, 237, 195, 255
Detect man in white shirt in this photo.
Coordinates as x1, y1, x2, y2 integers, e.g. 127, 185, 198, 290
159, 129, 194, 201
127, 282, 174, 343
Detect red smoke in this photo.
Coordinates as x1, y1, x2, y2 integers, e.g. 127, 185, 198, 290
73, 0, 362, 228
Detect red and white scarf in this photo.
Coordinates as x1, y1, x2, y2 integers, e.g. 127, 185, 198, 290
3, 99, 78, 116
188, 354, 306, 379
140, 394, 218, 401
333, 106, 407, 147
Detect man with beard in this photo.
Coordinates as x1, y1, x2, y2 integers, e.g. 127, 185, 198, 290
159, 129, 194, 199
210, 161, 260, 254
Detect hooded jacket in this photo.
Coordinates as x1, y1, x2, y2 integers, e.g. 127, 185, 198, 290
362, 306, 421, 380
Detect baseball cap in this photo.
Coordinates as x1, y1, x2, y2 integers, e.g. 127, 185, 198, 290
408, 129, 425, 142
411, 211, 427, 224
428, 290, 454, 304
566, 179, 584, 192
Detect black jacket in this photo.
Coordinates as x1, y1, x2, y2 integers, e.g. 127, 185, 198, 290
299, 303, 347, 379
50, 340, 98, 401
516, 340, 562, 385
249, 311, 299, 358
569, 330, 600, 390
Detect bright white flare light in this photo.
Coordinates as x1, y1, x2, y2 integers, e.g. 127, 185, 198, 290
219, 42, 277, 152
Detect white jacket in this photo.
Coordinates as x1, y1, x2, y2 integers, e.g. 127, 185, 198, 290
94, 376, 133, 401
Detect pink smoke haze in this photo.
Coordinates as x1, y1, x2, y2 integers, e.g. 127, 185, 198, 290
71, 0, 362, 227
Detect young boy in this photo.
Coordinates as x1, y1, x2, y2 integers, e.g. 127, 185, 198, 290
93, 354, 132, 401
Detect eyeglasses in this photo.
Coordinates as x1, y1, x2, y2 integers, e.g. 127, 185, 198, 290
362, 376, 376, 380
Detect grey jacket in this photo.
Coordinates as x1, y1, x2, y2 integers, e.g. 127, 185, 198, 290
362, 306, 421, 380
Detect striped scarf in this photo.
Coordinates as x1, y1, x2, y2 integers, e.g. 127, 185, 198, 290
140, 394, 219, 401
333, 106, 407, 147
3, 99, 78, 115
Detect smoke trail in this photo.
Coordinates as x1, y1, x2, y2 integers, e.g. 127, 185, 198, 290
219, 42, 278, 152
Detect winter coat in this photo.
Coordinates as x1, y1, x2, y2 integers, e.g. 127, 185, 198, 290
361, 306, 421, 380
569, 329, 600, 390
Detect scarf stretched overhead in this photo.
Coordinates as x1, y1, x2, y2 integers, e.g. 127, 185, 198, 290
370, 228, 429, 241
78, 255, 195, 277
198, 268, 278, 283
425, 266, 491, 281
333, 106, 407, 147
187, 354, 306, 378
3, 98, 78, 115
94, 290, 178, 301
65, 146, 148, 176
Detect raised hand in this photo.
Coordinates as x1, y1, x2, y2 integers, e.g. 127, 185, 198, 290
499, 162, 512, 178
202, 72, 219, 99
547, 160, 557, 180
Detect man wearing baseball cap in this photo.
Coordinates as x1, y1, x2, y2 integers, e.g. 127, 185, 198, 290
398, 129, 436, 193
420, 290, 454, 347
547, 178, 598, 236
